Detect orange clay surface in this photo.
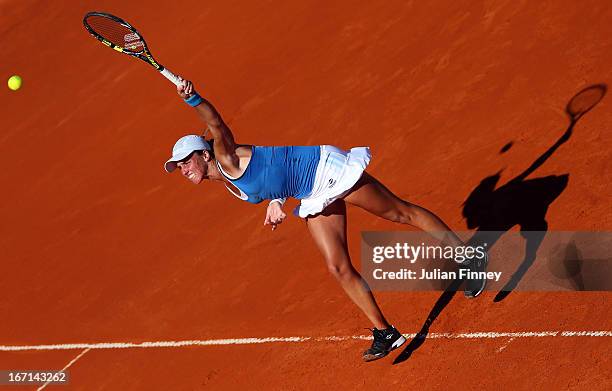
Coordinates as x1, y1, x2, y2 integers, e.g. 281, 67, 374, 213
1, 1, 611, 390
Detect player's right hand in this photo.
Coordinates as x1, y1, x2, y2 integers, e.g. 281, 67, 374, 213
177, 76, 195, 99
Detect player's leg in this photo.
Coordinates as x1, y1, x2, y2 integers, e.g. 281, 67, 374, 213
343, 172, 491, 297
306, 200, 388, 329
344, 172, 464, 247
306, 199, 406, 361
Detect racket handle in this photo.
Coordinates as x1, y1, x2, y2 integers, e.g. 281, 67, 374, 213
160, 67, 181, 86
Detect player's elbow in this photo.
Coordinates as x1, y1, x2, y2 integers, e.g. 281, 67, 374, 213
206, 114, 222, 128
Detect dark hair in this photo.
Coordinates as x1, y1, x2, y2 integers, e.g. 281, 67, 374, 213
205, 138, 216, 159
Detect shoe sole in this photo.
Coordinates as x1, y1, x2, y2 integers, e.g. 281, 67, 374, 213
464, 259, 489, 298
464, 278, 487, 298
363, 335, 407, 362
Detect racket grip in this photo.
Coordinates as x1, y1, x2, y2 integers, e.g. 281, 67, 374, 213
160, 67, 182, 86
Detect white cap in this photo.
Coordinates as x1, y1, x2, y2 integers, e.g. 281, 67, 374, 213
164, 135, 211, 173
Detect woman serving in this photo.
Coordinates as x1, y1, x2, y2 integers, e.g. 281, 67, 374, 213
165, 78, 475, 362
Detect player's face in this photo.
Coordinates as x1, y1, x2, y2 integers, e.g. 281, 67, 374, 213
177, 152, 207, 184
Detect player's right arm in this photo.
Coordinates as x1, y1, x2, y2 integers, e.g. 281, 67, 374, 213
177, 78, 240, 173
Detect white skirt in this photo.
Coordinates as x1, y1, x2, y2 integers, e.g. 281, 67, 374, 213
294, 145, 371, 218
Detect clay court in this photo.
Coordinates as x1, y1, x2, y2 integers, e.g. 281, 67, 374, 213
1, 0, 611, 389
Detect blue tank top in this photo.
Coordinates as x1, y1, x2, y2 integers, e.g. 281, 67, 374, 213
218, 146, 321, 204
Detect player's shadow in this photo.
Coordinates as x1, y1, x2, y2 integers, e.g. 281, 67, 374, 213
393, 83, 607, 365
466, 84, 606, 301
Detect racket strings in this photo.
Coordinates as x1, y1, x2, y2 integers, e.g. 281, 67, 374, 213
85, 15, 145, 53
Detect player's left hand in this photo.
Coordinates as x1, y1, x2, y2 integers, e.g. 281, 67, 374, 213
264, 202, 287, 231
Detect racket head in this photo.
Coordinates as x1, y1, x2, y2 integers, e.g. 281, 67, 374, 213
83, 12, 155, 62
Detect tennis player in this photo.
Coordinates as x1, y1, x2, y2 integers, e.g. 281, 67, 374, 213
165, 78, 480, 361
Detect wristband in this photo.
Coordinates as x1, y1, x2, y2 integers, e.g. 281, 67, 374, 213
184, 93, 203, 107
269, 198, 286, 206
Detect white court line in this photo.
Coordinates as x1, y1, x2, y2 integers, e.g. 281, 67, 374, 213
36, 348, 90, 391
1, 331, 610, 352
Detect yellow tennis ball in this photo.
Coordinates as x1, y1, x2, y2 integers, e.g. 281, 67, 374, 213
8, 75, 22, 91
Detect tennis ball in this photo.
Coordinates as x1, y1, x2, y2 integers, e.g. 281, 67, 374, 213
8, 75, 22, 91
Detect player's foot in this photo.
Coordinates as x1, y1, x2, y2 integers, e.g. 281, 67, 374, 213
463, 254, 488, 298
362, 326, 406, 362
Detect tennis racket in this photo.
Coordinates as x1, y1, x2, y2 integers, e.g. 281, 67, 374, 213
83, 11, 181, 86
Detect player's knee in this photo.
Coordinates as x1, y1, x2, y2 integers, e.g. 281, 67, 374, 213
388, 203, 418, 225
327, 260, 354, 282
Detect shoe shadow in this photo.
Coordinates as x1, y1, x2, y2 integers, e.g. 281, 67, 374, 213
393, 84, 606, 365
393, 278, 462, 364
